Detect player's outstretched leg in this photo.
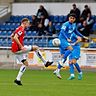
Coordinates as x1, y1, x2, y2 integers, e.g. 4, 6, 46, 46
33, 45, 53, 67
74, 63, 83, 80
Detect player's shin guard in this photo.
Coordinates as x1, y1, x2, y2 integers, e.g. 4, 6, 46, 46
35, 49, 46, 64
16, 65, 26, 81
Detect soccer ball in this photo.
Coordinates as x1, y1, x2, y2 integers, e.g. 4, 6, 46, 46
52, 38, 61, 46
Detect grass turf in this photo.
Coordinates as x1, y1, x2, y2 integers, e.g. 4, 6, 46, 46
0, 69, 96, 96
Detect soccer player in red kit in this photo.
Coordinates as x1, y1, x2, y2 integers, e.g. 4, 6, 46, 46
11, 18, 53, 85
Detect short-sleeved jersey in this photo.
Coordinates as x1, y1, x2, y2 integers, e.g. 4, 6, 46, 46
59, 21, 76, 40
11, 26, 25, 53
59, 21, 83, 40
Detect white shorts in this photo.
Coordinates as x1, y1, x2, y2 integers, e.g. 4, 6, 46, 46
15, 45, 32, 64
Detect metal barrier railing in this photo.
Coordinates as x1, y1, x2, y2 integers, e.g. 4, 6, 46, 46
0, 6, 9, 17
0, 36, 58, 47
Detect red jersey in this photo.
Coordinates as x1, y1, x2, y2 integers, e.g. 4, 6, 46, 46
11, 26, 25, 53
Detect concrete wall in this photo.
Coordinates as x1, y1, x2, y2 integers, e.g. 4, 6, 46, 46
0, 0, 14, 5
12, 2, 96, 15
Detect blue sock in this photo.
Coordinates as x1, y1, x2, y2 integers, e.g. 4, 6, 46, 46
74, 63, 81, 73
69, 64, 74, 74
63, 50, 72, 60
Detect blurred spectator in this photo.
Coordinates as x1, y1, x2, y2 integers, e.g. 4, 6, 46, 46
30, 15, 39, 31
70, 4, 80, 23
37, 23, 45, 36
86, 13, 94, 29
78, 21, 91, 36
44, 21, 56, 36
78, 13, 94, 37
36, 5, 49, 26
36, 5, 49, 20
81, 5, 91, 21
36, 5, 50, 35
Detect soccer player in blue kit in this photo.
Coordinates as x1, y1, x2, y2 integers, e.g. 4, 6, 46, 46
53, 13, 88, 79
68, 33, 82, 80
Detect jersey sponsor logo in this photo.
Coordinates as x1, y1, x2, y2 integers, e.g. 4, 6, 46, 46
18, 31, 22, 36
62, 25, 66, 31
68, 30, 73, 33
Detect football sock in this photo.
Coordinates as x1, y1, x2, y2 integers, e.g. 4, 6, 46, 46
74, 63, 82, 73
16, 65, 26, 81
35, 49, 46, 64
56, 61, 63, 73
56, 69, 60, 73
69, 64, 74, 75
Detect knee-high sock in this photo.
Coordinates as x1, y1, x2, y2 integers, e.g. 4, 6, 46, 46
69, 64, 74, 76
74, 63, 82, 73
56, 63, 62, 73
35, 49, 46, 64
16, 65, 26, 81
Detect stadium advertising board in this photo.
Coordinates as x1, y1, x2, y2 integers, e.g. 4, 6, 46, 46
27, 48, 96, 68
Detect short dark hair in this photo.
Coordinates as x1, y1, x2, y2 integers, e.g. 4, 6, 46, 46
69, 13, 76, 18
21, 18, 29, 23
72, 4, 76, 6
84, 5, 88, 8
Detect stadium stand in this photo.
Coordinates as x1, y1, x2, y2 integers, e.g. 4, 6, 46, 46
0, 14, 96, 47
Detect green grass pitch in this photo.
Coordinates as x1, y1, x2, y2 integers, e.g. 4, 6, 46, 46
0, 69, 96, 96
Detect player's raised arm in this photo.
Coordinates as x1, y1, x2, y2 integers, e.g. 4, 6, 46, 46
75, 28, 88, 40
73, 36, 82, 46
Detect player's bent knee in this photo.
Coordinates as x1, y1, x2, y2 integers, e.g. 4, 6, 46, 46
21, 59, 29, 66
69, 59, 77, 64
67, 46, 73, 51
71, 59, 77, 64
32, 45, 39, 51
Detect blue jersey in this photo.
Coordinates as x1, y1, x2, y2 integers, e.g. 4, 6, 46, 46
70, 33, 80, 46
59, 21, 83, 40
69, 33, 80, 60
59, 21, 82, 51
59, 32, 80, 60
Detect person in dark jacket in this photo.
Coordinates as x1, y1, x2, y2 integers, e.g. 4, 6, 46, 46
70, 4, 81, 23
81, 5, 91, 20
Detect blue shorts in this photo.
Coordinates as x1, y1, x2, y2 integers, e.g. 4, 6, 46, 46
69, 45, 80, 60
59, 38, 70, 54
